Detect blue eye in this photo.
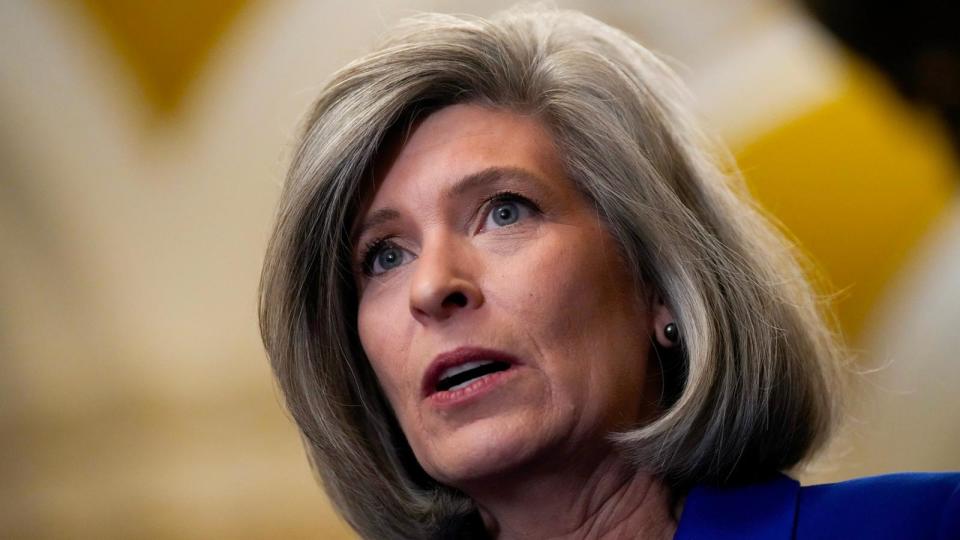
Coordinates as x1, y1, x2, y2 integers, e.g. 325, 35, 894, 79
491, 201, 520, 226
483, 194, 536, 230
376, 246, 404, 271
361, 239, 411, 277
358, 193, 540, 278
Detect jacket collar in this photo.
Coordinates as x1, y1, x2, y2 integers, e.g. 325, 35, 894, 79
674, 473, 800, 540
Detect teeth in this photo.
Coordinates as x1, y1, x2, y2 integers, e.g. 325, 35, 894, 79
447, 379, 477, 391
439, 360, 496, 382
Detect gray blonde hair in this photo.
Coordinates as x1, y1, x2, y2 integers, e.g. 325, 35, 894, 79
259, 6, 843, 539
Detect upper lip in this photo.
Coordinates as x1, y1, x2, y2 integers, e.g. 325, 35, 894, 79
422, 346, 521, 397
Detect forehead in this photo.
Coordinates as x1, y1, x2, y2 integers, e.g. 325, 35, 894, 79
387, 104, 557, 173
358, 104, 566, 216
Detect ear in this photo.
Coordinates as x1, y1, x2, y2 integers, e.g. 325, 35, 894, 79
650, 291, 678, 348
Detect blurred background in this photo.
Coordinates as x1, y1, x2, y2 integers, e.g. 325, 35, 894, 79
1, 0, 957, 538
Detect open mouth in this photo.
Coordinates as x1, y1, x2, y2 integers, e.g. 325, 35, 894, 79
435, 360, 512, 392
423, 347, 521, 398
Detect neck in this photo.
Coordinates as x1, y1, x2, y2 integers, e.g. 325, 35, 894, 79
463, 449, 677, 540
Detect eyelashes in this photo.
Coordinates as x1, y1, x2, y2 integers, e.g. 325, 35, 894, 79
358, 235, 400, 277
356, 190, 542, 277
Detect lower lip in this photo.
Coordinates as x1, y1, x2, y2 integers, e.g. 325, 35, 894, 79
426, 366, 518, 408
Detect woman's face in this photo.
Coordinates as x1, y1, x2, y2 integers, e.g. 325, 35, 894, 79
353, 104, 665, 487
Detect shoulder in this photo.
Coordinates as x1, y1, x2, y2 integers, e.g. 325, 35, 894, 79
675, 472, 960, 540
796, 472, 960, 539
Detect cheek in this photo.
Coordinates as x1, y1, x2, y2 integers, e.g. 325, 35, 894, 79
506, 232, 630, 341
501, 229, 649, 403
357, 291, 412, 405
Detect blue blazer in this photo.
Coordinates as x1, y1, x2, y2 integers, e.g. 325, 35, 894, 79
675, 472, 960, 539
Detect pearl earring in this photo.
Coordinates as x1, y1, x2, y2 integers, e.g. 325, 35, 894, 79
664, 322, 679, 344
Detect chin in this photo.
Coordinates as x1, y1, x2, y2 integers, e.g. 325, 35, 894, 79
419, 413, 549, 486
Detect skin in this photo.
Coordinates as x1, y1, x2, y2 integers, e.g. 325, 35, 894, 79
354, 103, 678, 539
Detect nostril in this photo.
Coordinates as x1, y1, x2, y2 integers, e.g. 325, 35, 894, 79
442, 291, 468, 308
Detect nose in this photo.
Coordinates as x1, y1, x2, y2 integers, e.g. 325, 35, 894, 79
409, 233, 484, 322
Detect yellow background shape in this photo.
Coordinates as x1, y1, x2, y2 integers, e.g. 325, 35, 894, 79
737, 58, 958, 340
80, 0, 252, 117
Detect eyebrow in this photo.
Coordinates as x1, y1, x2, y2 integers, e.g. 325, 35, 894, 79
351, 166, 548, 246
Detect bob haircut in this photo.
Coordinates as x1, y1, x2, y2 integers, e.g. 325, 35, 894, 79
260, 5, 843, 539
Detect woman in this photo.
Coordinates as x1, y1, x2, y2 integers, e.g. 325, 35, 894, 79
259, 6, 960, 539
